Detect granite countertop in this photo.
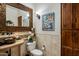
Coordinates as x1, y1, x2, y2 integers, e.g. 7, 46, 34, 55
0, 39, 25, 50
0, 32, 29, 50
0, 32, 33, 50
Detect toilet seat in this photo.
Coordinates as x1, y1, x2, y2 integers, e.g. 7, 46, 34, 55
31, 49, 43, 56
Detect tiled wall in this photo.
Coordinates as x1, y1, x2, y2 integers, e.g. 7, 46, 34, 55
36, 33, 61, 56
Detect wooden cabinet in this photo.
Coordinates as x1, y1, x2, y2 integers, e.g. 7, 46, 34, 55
20, 41, 26, 56
61, 3, 79, 56
11, 46, 20, 56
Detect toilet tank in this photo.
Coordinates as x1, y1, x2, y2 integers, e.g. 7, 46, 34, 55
27, 41, 36, 51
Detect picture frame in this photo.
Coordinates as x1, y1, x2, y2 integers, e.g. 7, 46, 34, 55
42, 12, 55, 31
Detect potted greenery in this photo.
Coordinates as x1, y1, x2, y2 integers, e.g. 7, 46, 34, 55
28, 35, 33, 42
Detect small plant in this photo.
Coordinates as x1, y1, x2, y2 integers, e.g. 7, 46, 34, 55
28, 35, 33, 42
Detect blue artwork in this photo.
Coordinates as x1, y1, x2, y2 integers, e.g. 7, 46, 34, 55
42, 12, 55, 31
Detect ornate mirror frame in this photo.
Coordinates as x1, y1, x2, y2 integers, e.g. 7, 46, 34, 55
0, 3, 33, 32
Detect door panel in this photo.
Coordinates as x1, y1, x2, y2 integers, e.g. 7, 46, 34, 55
75, 4, 79, 29
61, 3, 72, 30
61, 46, 72, 56
72, 49, 79, 56
62, 30, 72, 47
72, 30, 79, 49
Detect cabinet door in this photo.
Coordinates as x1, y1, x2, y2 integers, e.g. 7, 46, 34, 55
61, 3, 72, 30
20, 41, 26, 56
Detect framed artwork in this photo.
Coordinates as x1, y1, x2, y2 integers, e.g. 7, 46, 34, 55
42, 12, 55, 31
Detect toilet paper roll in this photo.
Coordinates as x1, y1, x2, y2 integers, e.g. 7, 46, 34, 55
42, 45, 45, 50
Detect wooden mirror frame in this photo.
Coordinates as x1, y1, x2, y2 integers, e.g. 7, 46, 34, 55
0, 3, 33, 32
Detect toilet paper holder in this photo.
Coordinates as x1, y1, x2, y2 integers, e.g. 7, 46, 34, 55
42, 45, 45, 50
42, 45, 46, 56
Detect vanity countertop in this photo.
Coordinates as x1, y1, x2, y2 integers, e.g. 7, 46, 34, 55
0, 32, 31, 50
0, 39, 25, 50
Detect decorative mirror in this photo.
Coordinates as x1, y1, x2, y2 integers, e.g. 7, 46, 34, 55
6, 3, 32, 28
0, 3, 33, 32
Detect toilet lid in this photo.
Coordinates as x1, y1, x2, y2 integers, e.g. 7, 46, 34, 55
31, 49, 43, 55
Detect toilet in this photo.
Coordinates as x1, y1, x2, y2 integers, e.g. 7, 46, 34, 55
26, 41, 43, 56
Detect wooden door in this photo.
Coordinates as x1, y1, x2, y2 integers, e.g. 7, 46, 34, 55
61, 3, 79, 56
61, 3, 72, 30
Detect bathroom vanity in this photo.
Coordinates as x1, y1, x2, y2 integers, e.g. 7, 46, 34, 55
0, 39, 24, 56
0, 32, 30, 56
